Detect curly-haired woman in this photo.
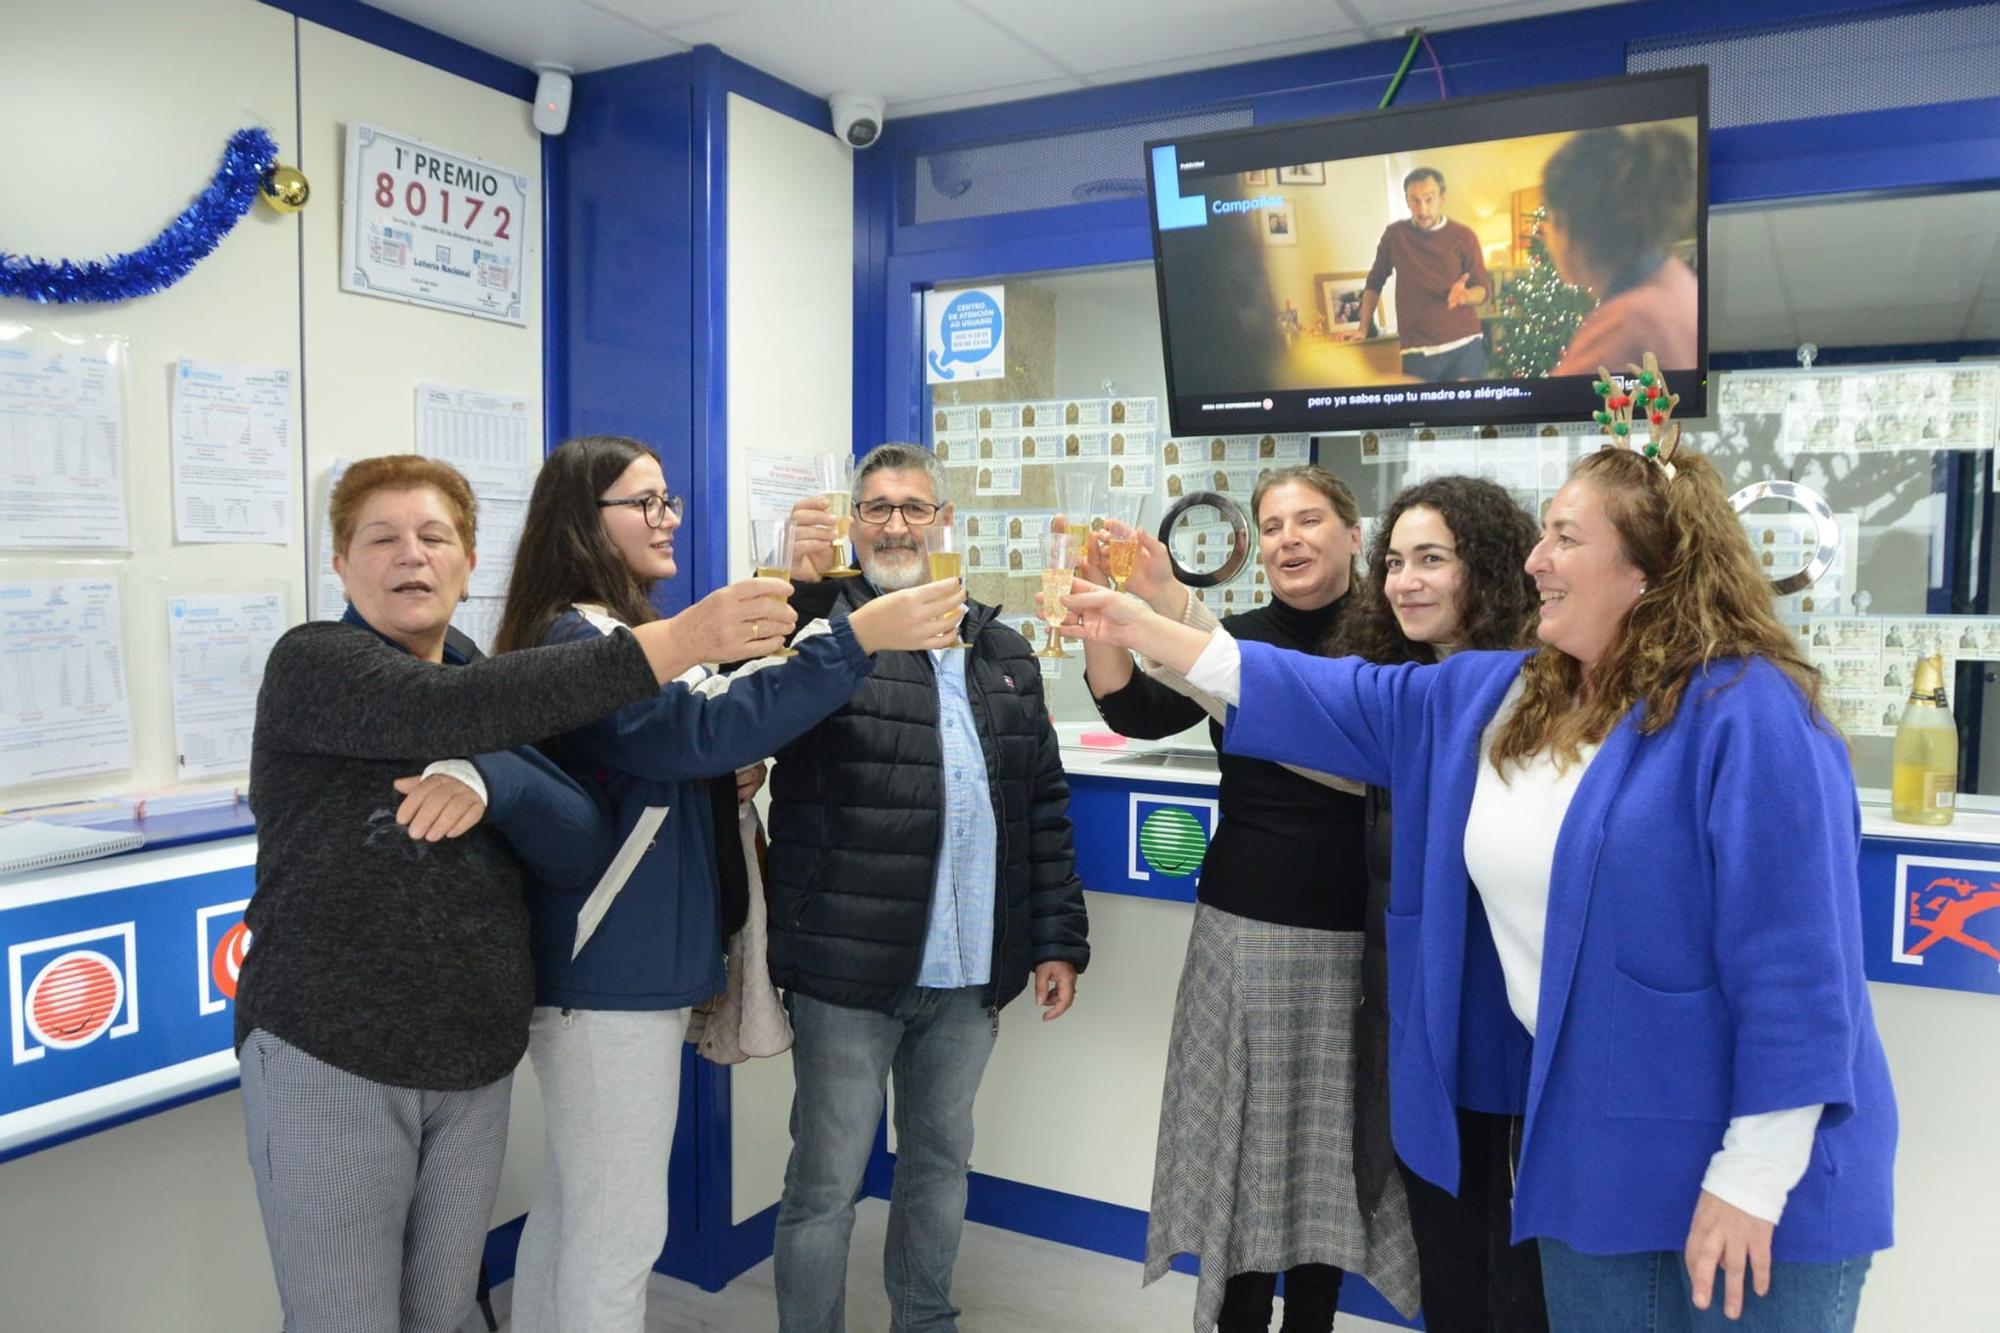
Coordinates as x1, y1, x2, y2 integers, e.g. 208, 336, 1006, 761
1063, 446, 1896, 1331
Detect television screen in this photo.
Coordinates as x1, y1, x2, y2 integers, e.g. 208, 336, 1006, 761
1146, 69, 1707, 435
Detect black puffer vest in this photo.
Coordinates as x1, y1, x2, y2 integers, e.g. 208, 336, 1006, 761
765, 579, 1090, 1013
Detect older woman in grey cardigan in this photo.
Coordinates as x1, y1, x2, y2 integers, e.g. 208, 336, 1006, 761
237, 455, 795, 1333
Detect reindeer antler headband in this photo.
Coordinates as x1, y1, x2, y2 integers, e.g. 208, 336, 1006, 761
1592, 351, 1683, 480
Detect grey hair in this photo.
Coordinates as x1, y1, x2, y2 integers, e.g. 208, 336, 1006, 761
852, 442, 948, 505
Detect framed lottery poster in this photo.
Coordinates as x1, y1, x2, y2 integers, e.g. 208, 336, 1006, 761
341, 123, 528, 325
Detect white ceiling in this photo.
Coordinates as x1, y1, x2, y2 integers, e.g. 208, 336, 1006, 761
358, 0, 2000, 355
361, 0, 1624, 116
1711, 192, 2000, 352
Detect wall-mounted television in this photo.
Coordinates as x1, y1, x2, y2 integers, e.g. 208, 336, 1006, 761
1145, 68, 1707, 435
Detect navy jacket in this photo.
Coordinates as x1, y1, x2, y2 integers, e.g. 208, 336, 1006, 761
1225, 645, 1896, 1262
527, 606, 876, 1011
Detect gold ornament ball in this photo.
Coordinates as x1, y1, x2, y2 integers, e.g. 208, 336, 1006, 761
261, 165, 310, 213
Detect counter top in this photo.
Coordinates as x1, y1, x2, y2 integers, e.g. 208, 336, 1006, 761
1057, 723, 2000, 844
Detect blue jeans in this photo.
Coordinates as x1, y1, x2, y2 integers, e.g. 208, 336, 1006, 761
774, 987, 998, 1333
1540, 1238, 1871, 1332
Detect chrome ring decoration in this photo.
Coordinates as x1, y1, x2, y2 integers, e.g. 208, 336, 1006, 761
1161, 491, 1252, 590
1729, 479, 1839, 596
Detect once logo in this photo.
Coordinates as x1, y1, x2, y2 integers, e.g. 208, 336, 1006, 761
211, 922, 251, 1001
1905, 876, 2000, 965
1139, 807, 1209, 877
25, 950, 125, 1050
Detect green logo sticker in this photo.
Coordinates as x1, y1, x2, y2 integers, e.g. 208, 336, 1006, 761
1139, 807, 1208, 877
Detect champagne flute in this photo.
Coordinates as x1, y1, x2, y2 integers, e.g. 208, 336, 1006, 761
1037, 529, 1077, 659
921, 520, 970, 650
749, 516, 799, 658
1060, 470, 1108, 538
816, 453, 860, 577
1105, 494, 1153, 593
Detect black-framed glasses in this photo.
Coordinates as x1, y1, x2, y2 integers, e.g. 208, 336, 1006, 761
596, 492, 685, 528
854, 499, 941, 526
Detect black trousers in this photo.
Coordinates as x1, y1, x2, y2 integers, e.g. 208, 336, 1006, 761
1397, 1108, 1549, 1333
1216, 1263, 1344, 1333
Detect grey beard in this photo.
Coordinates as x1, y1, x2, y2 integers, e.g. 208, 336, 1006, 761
860, 543, 925, 591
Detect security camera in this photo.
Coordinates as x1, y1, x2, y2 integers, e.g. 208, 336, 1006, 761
829, 91, 885, 149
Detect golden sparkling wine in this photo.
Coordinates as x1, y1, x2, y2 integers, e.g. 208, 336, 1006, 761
823, 491, 852, 540
928, 551, 963, 582
1105, 537, 1138, 587
1038, 567, 1070, 625
752, 566, 797, 655
1891, 653, 1956, 826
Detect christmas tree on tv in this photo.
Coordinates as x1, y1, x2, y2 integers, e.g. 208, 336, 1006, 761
1495, 208, 1597, 378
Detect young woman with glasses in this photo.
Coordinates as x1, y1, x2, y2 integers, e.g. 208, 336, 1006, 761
492, 435, 962, 1333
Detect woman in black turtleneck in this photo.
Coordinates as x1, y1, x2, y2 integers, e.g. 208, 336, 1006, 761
1080, 466, 1419, 1333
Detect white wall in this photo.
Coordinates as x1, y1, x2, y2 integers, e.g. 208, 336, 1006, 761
723, 92, 854, 584
1857, 981, 2000, 1331
722, 91, 853, 1225
2, 0, 304, 808
0, 5, 545, 1326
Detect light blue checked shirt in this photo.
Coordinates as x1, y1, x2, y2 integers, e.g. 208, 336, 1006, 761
916, 643, 997, 988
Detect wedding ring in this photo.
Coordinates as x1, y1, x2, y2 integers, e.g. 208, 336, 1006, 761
753, 620, 762, 639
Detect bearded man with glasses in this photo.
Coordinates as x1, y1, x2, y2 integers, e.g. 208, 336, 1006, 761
768, 442, 1091, 1332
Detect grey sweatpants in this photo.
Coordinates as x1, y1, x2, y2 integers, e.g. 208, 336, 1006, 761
238, 1027, 512, 1333
508, 1004, 691, 1333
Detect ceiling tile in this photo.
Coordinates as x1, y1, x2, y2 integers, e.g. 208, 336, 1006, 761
957, 0, 1364, 79
1075, 31, 1379, 92
662, 0, 1070, 101
1347, 0, 1618, 30
358, 0, 685, 74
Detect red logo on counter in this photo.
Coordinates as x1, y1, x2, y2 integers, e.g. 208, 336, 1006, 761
1905, 876, 2000, 965
211, 922, 250, 1001
27, 952, 124, 1048
8, 922, 140, 1064
196, 900, 252, 1015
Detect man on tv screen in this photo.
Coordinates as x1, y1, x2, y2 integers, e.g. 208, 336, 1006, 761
1355, 167, 1491, 382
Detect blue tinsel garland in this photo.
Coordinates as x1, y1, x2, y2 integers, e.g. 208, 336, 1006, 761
0, 127, 279, 305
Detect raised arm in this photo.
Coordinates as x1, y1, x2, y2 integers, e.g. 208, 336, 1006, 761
1218, 639, 1419, 790
549, 613, 875, 785
257, 622, 665, 761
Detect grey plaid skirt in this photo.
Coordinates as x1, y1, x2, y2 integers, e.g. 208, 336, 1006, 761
1143, 904, 1422, 1329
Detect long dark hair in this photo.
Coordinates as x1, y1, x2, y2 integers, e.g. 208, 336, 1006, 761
495, 434, 663, 654
1327, 474, 1540, 665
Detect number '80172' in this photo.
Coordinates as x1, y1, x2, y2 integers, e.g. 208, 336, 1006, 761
373, 173, 512, 239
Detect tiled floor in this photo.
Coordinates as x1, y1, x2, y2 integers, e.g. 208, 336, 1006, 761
483, 1197, 1401, 1331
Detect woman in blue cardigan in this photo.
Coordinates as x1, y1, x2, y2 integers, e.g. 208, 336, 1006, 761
1060, 443, 1895, 1331
492, 435, 963, 1333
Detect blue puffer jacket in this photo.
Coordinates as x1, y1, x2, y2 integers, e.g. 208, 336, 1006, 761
526, 605, 876, 1010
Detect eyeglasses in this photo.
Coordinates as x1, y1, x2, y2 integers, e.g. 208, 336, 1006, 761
596, 492, 685, 528
854, 499, 941, 526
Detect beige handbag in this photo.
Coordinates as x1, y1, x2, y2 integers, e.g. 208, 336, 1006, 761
696, 802, 793, 1064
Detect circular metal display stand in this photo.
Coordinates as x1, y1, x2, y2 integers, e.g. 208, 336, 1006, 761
1728, 479, 1840, 596
1160, 491, 1253, 590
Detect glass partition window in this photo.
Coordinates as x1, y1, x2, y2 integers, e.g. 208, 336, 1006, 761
921, 266, 2000, 798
